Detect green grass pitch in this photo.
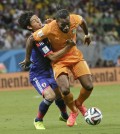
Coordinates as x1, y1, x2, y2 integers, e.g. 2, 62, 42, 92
0, 84, 120, 134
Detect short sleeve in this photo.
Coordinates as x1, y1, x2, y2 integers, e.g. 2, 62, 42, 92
32, 24, 50, 42
73, 14, 83, 25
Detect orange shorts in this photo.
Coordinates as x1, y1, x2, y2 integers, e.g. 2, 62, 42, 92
52, 60, 91, 79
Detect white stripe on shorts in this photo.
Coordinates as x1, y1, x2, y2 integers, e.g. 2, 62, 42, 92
33, 77, 43, 93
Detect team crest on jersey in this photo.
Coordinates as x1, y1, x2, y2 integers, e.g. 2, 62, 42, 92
41, 82, 47, 88
42, 46, 49, 54
72, 29, 76, 34
37, 30, 44, 37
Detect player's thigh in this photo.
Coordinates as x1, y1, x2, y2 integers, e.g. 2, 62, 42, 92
78, 74, 93, 91
48, 75, 63, 99
71, 60, 91, 79
31, 77, 56, 101
43, 87, 56, 101
56, 73, 70, 95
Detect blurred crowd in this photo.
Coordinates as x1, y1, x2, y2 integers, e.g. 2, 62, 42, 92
0, 0, 120, 71
0, 0, 120, 50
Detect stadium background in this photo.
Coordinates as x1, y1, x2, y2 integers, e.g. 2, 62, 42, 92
0, 1, 120, 134
0, 0, 120, 73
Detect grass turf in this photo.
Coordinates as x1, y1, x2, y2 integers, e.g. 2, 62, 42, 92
0, 84, 120, 134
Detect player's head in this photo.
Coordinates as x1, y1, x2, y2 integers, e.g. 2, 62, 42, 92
55, 9, 70, 33
18, 11, 42, 31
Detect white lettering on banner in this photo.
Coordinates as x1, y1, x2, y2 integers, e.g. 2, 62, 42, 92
0, 67, 120, 90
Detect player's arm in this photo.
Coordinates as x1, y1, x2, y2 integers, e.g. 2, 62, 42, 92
80, 18, 91, 45
80, 18, 89, 36
19, 35, 34, 67
20, 24, 50, 67
32, 24, 50, 42
37, 39, 76, 61
47, 39, 75, 61
75, 15, 91, 45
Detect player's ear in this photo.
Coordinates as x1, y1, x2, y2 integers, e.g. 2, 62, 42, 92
27, 25, 32, 30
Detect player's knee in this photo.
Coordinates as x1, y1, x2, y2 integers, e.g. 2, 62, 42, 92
44, 93, 56, 101
61, 87, 70, 96
84, 83, 93, 91
43, 89, 56, 101
57, 82, 70, 96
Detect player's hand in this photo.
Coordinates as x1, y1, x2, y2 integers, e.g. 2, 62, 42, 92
45, 18, 54, 24
19, 59, 33, 70
66, 39, 76, 46
84, 34, 91, 45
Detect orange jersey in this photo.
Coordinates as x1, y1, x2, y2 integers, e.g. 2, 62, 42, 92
33, 14, 91, 79
33, 14, 83, 62
33, 14, 83, 51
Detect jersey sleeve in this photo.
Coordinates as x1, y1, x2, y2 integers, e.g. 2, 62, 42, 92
73, 14, 83, 26
32, 24, 50, 42
36, 41, 53, 57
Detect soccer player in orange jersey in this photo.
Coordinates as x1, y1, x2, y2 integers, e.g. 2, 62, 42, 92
22, 9, 93, 127
18, 11, 77, 129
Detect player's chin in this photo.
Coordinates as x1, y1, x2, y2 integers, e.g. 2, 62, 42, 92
63, 30, 69, 33
37, 25, 42, 29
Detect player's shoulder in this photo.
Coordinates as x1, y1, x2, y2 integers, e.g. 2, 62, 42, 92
42, 20, 57, 33
70, 14, 82, 19
49, 20, 57, 29
70, 14, 83, 25
44, 20, 56, 28
46, 20, 57, 33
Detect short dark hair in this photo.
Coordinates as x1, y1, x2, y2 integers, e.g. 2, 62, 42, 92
18, 11, 34, 29
55, 9, 69, 20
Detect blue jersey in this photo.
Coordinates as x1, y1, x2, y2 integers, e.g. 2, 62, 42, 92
29, 39, 58, 95
29, 39, 53, 81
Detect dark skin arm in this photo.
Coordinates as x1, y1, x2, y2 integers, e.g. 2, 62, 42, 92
19, 37, 75, 68
47, 39, 75, 61
80, 18, 91, 45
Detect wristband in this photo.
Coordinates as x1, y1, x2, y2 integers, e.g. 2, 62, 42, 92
85, 33, 90, 38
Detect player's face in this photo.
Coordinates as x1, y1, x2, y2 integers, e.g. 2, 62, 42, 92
30, 15, 42, 31
57, 16, 70, 33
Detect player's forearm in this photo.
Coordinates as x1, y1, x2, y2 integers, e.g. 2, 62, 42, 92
80, 18, 89, 35
48, 45, 72, 61
25, 35, 34, 61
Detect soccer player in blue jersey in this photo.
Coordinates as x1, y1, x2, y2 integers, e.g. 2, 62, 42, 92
18, 11, 75, 130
